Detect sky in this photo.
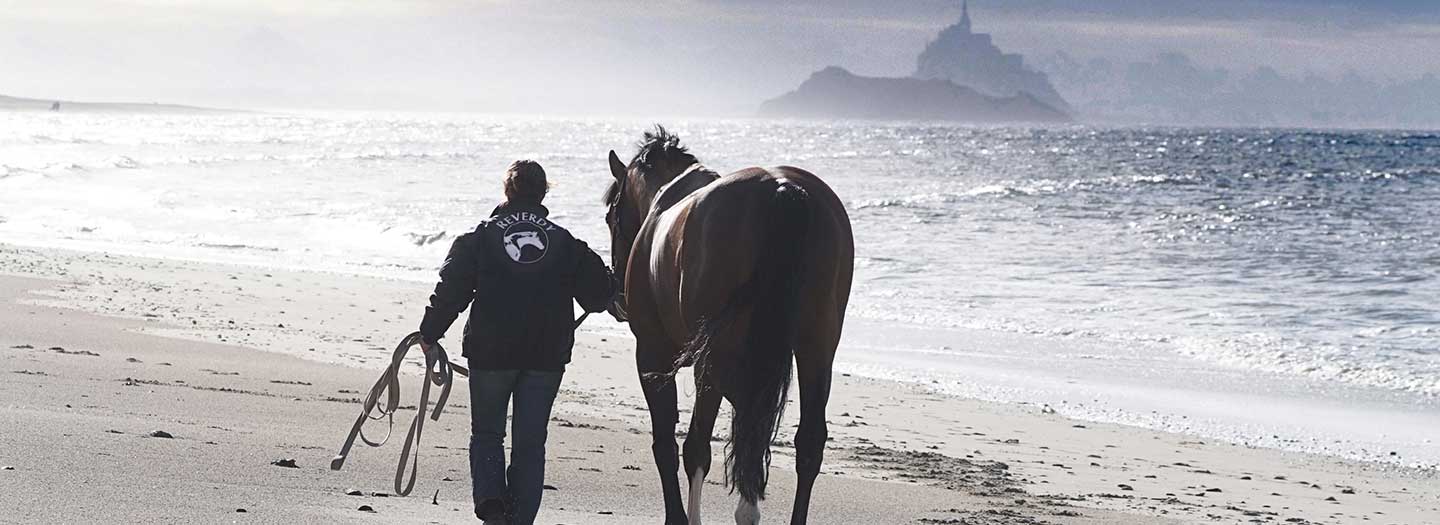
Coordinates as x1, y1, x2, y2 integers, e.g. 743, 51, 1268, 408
2, 0, 1438, 123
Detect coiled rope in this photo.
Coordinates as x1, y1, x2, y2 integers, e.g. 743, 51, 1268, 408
329, 313, 596, 496
329, 331, 467, 496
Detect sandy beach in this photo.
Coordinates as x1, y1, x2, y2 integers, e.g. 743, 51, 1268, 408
1, 243, 1436, 524
9, 0, 1440, 522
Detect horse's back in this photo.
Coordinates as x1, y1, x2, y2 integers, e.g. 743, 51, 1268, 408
673, 166, 854, 328
718, 166, 853, 293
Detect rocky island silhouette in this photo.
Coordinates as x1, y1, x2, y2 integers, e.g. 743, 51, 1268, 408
761, 2, 1072, 123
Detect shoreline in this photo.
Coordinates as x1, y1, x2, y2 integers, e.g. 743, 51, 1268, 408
2, 242, 1438, 523
5, 240, 1437, 470
838, 318, 1440, 471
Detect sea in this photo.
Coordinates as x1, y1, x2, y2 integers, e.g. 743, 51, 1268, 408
3, 111, 1437, 468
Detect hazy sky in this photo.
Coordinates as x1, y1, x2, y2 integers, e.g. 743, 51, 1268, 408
3, 0, 1438, 115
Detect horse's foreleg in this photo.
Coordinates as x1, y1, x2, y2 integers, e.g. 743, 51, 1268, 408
640, 369, 688, 524
683, 381, 723, 525
789, 354, 834, 525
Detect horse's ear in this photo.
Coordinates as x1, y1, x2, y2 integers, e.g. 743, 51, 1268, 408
608, 150, 626, 181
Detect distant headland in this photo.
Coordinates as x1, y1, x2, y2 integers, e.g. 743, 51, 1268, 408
0, 94, 237, 114
761, 2, 1073, 123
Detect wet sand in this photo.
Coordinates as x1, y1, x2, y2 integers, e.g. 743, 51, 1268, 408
1, 244, 1436, 524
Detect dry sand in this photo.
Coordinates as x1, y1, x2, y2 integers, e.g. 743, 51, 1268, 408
1, 243, 1436, 524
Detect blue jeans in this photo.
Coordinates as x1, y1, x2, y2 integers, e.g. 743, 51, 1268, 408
468, 367, 564, 525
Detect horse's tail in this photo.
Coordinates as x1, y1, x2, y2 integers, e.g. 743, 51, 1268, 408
682, 179, 810, 503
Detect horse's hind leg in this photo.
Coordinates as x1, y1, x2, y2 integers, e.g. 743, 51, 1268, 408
639, 340, 688, 525
790, 336, 838, 525
734, 496, 761, 525
683, 379, 723, 525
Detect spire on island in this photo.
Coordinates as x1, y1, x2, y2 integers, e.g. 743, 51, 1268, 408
914, 0, 1074, 115
959, 0, 972, 34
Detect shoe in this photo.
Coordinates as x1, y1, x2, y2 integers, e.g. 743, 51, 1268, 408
477, 498, 510, 525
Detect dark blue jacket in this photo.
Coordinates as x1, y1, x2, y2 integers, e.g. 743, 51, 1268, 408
419, 202, 614, 371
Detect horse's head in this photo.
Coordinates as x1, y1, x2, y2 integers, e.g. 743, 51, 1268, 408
603, 125, 698, 320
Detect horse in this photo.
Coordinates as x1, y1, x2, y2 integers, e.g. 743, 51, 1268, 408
602, 127, 854, 524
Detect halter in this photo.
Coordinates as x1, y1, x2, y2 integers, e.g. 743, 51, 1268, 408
606, 172, 627, 275
605, 172, 630, 320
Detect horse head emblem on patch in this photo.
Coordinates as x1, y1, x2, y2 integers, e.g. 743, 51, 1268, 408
503, 227, 549, 264
494, 211, 556, 264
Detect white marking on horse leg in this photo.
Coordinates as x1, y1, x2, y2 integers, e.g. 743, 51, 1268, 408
734, 497, 760, 525
687, 468, 705, 525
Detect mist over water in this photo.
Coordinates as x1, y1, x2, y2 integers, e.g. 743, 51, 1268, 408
3, 112, 1438, 464
8, 0, 1440, 127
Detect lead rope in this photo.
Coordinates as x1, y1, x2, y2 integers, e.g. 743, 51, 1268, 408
330, 314, 598, 496
329, 331, 467, 496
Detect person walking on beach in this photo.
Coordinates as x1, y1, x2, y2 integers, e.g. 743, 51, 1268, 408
418, 160, 615, 525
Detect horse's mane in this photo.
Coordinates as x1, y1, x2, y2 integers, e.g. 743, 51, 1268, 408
634, 125, 697, 169
603, 125, 699, 204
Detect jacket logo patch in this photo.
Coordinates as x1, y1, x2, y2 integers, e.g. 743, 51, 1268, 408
500, 215, 553, 264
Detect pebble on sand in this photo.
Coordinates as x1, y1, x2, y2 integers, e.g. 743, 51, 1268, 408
345, 489, 363, 496
149, 430, 174, 439
358, 505, 376, 513
271, 458, 299, 468
235, 508, 247, 513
